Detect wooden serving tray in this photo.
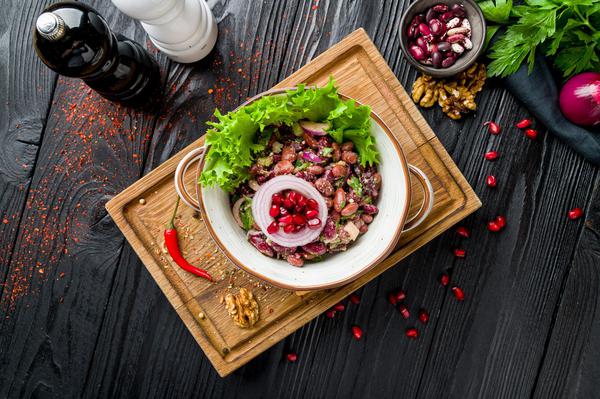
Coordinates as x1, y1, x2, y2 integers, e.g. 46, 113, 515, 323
106, 28, 480, 377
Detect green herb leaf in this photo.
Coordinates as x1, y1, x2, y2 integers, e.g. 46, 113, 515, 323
347, 176, 363, 197
239, 198, 254, 230
479, 0, 513, 23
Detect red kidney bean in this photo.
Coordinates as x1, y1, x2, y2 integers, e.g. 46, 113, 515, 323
332, 163, 348, 178
407, 23, 418, 39
437, 41, 451, 52
446, 34, 465, 43
429, 19, 445, 36
372, 172, 382, 188
341, 203, 359, 216
341, 151, 358, 164
409, 45, 425, 61
411, 13, 425, 26
281, 146, 296, 162
331, 143, 341, 162
363, 204, 378, 215
274, 160, 294, 175
425, 8, 437, 23
315, 178, 334, 196
418, 23, 431, 36
333, 188, 347, 212
442, 55, 456, 68
361, 214, 374, 224
432, 51, 442, 68
287, 254, 304, 267
306, 165, 324, 175
441, 11, 454, 21
451, 3, 466, 17
433, 3, 448, 12
341, 142, 354, 151
416, 37, 430, 54
303, 133, 319, 148
359, 224, 369, 234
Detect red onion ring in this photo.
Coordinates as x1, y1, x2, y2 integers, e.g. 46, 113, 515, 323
252, 175, 328, 247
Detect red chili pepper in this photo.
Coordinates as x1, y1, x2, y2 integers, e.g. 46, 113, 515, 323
164, 199, 212, 282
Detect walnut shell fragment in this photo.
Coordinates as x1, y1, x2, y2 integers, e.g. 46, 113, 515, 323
224, 288, 260, 328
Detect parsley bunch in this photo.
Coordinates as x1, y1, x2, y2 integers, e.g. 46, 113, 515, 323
479, 0, 600, 78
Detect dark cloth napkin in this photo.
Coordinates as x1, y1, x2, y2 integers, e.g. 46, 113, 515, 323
500, 53, 600, 166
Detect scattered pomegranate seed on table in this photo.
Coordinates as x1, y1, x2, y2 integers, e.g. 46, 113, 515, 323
325, 309, 336, 318
388, 292, 398, 306
418, 309, 430, 324
405, 327, 419, 339
451, 286, 465, 301
484, 151, 499, 161
352, 325, 363, 340
487, 221, 501, 232
399, 305, 410, 319
484, 121, 501, 135
515, 118, 532, 129
286, 352, 298, 362
439, 272, 450, 286
486, 175, 497, 188
334, 303, 345, 312
525, 128, 538, 140
349, 294, 360, 304
395, 290, 406, 302
568, 207, 583, 220
455, 226, 470, 238
454, 248, 466, 258
495, 215, 506, 228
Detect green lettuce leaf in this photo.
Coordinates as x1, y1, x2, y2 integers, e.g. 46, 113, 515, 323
200, 77, 379, 192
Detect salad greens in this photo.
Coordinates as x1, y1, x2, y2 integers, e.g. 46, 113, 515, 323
479, 0, 600, 78
200, 77, 378, 192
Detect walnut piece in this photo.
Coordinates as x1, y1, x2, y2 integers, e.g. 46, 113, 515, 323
411, 63, 487, 120
224, 288, 259, 328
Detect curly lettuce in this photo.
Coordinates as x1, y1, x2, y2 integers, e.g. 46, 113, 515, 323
200, 77, 379, 192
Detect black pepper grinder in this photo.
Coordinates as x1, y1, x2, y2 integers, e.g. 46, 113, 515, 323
33, 1, 160, 106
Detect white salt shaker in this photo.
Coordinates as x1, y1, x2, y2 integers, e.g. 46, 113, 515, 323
111, 0, 218, 63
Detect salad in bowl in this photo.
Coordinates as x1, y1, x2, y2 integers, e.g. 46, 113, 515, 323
175, 78, 434, 290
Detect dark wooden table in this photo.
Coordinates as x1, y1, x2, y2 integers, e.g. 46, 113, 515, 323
1, 1, 599, 398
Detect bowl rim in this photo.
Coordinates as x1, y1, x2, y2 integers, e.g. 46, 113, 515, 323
399, 0, 486, 78
195, 88, 412, 290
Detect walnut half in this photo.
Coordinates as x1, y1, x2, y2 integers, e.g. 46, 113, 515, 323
224, 288, 260, 328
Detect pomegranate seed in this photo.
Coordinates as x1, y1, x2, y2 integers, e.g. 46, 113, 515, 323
286, 352, 298, 362
455, 226, 470, 238
306, 209, 318, 219
278, 215, 293, 225
293, 224, 304, 233
306, 198, 319, 210
525, 128, 538, 140
272, 193, 282, 206
283, 198, 294, 209
405, 327, 418, 339
396, 290, 406, 302
495, 215, 506, 228
515, 118, 532, 129
267, 221, 279, 234
307, 218, 321, 229
418, 309, 429, 324
334, 303, 345, 312
388, 292, 398, 306
288, 191, 297, 202
293, 214, 306, 225
486, 175, 497, 188
568, 207, 583, 220
484, 121, 501, 135
350, 294, 360, 304
280, 207, 289, 217
485, 151, 499, 161
439, 272, 450, 286
325, 309, 336, 318
352, 325, 363, 340
451, 286, 465, 301
399, 305, 410, 319
283, 224, 295, 233
454, 248, 466, 258
487, 221, 501, 232
269, 205, 280, 217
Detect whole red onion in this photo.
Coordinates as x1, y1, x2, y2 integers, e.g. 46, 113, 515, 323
559, 72, 600, 126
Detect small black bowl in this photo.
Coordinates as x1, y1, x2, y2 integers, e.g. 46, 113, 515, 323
399, 0, 486, 78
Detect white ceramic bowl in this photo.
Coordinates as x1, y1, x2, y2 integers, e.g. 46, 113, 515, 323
175, 90, 433, 290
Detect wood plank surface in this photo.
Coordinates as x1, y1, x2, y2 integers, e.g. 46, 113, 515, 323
0, 0, 598, 398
